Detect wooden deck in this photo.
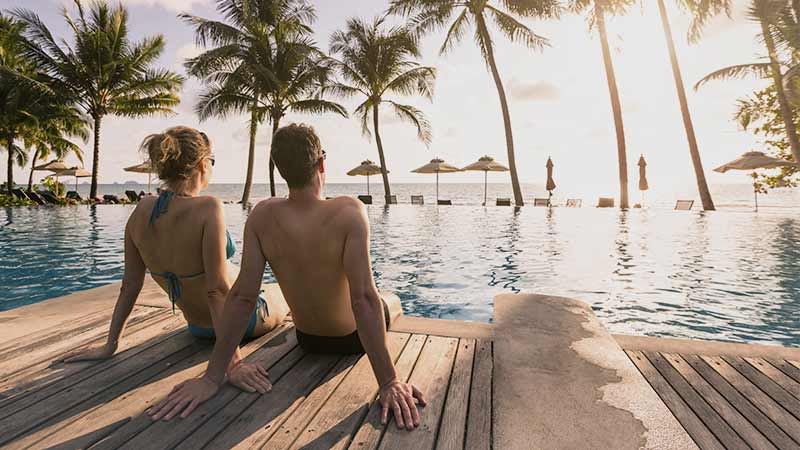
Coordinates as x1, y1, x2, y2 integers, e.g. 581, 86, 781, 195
618, 335, 800, 450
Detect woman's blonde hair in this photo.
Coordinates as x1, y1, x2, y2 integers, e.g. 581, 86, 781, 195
141, 126, 211, 190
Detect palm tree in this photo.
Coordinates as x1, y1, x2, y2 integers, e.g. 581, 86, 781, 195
13, 0, 183, 199
653, 0, 731, 211
26, 104, 90, 190
327, 17, 436, 203
390, 0, 561, 206
571, 0, 635, 209
697, 0, 800, 164
183, 0, 345, 201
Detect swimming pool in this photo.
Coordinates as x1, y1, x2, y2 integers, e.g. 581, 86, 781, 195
1, 204, 798, 347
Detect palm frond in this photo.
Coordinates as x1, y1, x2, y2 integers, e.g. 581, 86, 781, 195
694, 62, 772, 90
386, 100, 432, 145
287, 98, 348, 117
382, 66, 436, 99
486, 5, 549, 51
440, 9, 470, 55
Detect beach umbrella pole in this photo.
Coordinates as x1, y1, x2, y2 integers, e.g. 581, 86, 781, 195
436, 172, 439, 203
367, 175, 370, 196
484, 171, 488, 206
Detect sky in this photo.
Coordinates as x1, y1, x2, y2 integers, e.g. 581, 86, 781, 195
3, 0, 777, 198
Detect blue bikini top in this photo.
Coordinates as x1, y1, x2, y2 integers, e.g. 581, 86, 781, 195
148, 191, 235, 312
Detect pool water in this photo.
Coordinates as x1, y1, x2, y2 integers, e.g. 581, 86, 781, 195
1, 204, 798, 347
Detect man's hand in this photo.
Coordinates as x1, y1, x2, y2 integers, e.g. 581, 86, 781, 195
228, 362, 272, 394
379, 379, 427, 430
60, 343, 116, 363
147, 376, 219, 421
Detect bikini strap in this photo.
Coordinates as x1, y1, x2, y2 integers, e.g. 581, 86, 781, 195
149, 191, 174, 226
153, 271, 181, 314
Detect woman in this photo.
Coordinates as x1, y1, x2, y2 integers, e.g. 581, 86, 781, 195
61, 126, 289, 393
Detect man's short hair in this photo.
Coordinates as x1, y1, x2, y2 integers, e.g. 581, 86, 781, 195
271, 123, 323, 189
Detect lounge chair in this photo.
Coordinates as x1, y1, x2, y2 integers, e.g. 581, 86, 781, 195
357, 195, 373, 205
411, 195, 424, 205
66, 191, 83, 201
386, 195, 397, 205
437, 199, 452, 205
125, 190, 140, 203
675, 200, 694, 211
11, 189, 30, 201
103, 194, 121, 204
597, 197, 615, 208
565, 199, 582, 208
25, 191, 45, 205
38, 191, 60, 204
496, 198, 511, 206
533, 198, 550, 207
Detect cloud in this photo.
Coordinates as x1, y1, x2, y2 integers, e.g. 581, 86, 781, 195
507, 79, 560, 102
117, 0, 210, 12
176, 43, 203, 61
232, 127, 270, 146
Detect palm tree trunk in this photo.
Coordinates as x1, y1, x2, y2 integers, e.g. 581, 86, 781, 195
241, 109, 258, 204
6, 133, 13, 195
596, 4, 629, 209
90, 115, 101, 199
268, 116, 280, 197
476, 17, 524, 206
761, 18, 800, 162
657, 0, 715, 210
373, 104, 392, 203
28, 149, 38, 191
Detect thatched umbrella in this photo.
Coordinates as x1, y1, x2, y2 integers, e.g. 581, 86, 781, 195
58, 167, 91, 192
123, 161, 155, 193
347, 160, 386, 195
545, 157, 556, 201
411, 157, 461, 203
33, 159, 71, 195
462, 156, 508, 205
714, 151, 800, 210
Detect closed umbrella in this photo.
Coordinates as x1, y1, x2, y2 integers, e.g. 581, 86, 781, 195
461, 156, 508, 205
58, 167, 91, 193
638, 155, 649, 206
123, 161, 155, 193
347, 160, 386, 195
714, 151, 800, 210
545, 157, 556, 202
411, 158, 461, 203
33, 159, 71, 196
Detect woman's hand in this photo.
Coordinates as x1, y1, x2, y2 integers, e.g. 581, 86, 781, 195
379, 379, 427, 430
228, 362, 272, 394
147, 375, 219, 421
60, 343, 117, 363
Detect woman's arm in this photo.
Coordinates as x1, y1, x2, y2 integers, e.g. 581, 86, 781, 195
63, 217, 146, 362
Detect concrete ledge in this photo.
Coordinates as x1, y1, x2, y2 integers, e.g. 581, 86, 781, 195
392, 316, 494, 339
614, 334, 800, 361
492, 293, 698, 450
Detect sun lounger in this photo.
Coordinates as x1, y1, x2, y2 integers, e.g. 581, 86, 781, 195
125, 190, 140, 203
66, 191, 83, 201
25, 191, 45, 205
386, 195, 397, 204
675, 200, 694, 210
565, 199, 582, 208
411, 195, 424, 205
11, 189, 30, 202
357, 195, 372, 205
597, 197, 615, 208
38, 191, 61, 204
103, 194, 121, 204
437, 199, 452, 205
533, 198, 550, 207
496, 198, 511, 206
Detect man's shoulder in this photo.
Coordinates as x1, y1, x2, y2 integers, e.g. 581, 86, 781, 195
250, 197, 286, 216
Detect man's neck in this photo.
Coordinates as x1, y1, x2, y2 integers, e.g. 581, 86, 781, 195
288, 184, 323, 203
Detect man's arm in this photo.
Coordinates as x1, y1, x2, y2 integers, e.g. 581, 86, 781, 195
342, 201, 426, 430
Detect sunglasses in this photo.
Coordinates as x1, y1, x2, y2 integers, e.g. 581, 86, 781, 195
208, 155, 216, 167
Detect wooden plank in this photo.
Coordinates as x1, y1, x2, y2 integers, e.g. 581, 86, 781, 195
721, 355, 800, 419
663, 353, 777, 450
645, 352, 749, 450
466, 339, 491, 450
434, 339, 475, 450
684, 354, 798, 450
378, 336, 458, 450
0, 307, 113, 357
79, 324, 297, 449
348, 334, 427, 450
626, 351, 726, 450
614, 334, 800, 361
107, 326, 304, 450
192, 353, 342, 450
281, 333, 412, 450
701, 355, 800, 444
745, 357, 800, 401
0, 311, 181, 412
766, 359, 800, 387
0, 306, 159, 381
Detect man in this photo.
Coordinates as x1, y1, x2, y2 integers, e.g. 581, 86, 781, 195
149, 123, 426, 430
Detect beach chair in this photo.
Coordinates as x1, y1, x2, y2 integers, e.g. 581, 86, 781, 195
386, 195, 397, 205
675, 200, 694, 211
103, 194, 121, 204
437, 199, 452, 205
357, 195, 373, 205
597, 197, 615, 208
496, 198, 511, 206
565, 199, 582, 208
533, 198, 550, 207
11, 189, 30, 201
25, 191, 45, 205
125, 190, 140, 203
66, 191, 83, 201
39, 191, 60, 204
411, 195, 424, 205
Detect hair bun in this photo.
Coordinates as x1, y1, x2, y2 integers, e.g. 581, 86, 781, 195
140, 126, 211, 186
